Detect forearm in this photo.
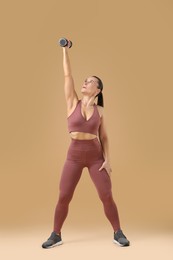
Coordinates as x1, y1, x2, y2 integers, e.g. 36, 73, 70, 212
63, 47, 72, 76
100, 136, 111, 162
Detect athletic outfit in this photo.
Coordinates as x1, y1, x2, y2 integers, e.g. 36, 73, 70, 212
42, 100, 130, 248
53, 100, 120, 233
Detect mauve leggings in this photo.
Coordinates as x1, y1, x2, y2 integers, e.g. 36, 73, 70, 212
53, 138, 120, 233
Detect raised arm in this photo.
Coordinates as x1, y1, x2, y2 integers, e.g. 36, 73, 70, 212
62, 47, 78, 114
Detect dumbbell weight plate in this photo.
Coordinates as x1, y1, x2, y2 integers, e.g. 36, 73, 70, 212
68, 40, 72, 48
59, 38, 68, 47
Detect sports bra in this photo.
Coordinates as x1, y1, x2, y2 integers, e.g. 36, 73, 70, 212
67, 100, 101, 135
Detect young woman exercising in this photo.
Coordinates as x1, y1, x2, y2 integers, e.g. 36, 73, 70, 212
42, 42, 130, 248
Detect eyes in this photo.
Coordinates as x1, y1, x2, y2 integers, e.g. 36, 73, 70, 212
84, 79, 97, 85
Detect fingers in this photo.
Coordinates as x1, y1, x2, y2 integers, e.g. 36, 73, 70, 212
99, 165, 104, 171
99, 165, 112, 176
107, 168, 112, 176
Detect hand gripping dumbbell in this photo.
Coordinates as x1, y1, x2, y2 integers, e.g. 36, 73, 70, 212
58, 38, 72, 48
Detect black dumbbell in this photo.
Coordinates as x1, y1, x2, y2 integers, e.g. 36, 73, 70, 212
58, 38, 72, 48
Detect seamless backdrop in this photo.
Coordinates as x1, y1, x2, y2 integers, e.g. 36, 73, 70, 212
0, 0, 173, 235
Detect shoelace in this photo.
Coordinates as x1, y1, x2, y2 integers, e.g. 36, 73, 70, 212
48, 232, 60, 240
115, 230, 127, 239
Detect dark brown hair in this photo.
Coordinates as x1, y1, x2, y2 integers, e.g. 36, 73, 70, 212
92, 76, 104, 107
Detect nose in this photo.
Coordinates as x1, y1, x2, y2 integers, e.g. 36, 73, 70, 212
83, 81, 88, 88
82, 82, 87, 88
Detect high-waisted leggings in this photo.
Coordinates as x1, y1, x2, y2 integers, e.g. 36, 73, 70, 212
53, 138, 120, 233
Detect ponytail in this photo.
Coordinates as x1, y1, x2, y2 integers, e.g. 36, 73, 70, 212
97, 92, 104, 107
92, 75, 104, 107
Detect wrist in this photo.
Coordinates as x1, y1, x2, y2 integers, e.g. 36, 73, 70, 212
104, 157, 110, 163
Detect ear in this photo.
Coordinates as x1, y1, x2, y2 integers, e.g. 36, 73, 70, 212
95, 89, 101, 97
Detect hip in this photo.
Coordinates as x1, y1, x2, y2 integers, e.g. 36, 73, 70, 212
66, 137, 104, 164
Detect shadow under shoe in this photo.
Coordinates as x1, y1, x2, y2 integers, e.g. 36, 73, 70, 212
42, 231, 63, 249
113, 229, 130, 247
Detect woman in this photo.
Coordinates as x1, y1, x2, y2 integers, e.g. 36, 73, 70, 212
42, 43, 130, 248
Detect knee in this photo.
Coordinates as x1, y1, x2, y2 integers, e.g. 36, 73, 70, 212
58, 192, 73, 205
99, 192, 113, 204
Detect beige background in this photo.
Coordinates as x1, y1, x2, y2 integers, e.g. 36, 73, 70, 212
0, 0, 173, 259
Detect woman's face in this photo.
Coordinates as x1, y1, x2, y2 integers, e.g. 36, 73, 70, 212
81, 76, 100, 97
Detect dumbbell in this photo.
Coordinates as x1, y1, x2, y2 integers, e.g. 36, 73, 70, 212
58, 38, 72, 48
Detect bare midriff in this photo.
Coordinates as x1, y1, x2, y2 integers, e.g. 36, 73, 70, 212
69, 132, 97, 140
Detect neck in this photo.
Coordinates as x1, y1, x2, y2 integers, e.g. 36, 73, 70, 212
81, 96, 95, 107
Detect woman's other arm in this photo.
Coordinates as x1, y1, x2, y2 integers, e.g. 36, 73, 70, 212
98, 112, 112, 176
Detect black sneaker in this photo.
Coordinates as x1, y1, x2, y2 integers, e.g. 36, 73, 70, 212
113, 229, 130, 247
42, 232, 63, 249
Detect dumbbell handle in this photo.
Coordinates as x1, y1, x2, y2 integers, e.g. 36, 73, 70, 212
59, 38, 72, 48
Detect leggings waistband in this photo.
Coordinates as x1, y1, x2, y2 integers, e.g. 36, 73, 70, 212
69, 137, 101, 151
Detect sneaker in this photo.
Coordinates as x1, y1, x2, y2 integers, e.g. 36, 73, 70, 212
42, 231, 63, 249
113, 229, 130, 247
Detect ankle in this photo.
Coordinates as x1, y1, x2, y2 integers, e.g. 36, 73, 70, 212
114, 228, 121, 234
54, 231, 61, 236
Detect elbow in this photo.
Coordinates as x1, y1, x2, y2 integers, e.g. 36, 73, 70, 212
99, 134, 108, 144
64, 74, 72, 77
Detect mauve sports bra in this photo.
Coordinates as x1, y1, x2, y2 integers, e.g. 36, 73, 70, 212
67, 100, 101, 135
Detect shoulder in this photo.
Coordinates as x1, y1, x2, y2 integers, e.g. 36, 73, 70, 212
67, 99, 80, 117
96, 105, 104, 118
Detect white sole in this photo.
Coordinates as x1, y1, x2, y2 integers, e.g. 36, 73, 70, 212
113, 239, 124, 247
113, 240, 129, 247
46, 241, 63, 249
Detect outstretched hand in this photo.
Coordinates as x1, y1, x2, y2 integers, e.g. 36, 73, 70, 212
99, 161, 112, 177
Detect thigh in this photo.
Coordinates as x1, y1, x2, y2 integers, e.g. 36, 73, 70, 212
88, 160, 112, 197
59, 159, 83, 195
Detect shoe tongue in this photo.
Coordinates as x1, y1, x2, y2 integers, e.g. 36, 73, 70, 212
117, 230, 124, 238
